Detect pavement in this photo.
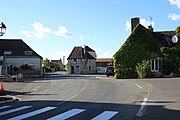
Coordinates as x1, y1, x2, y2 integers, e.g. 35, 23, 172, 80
0, 90, 20, 104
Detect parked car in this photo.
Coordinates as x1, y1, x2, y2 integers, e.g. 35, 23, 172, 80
106, 66, 114, 77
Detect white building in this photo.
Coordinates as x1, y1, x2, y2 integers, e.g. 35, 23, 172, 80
0, 39, 43, 77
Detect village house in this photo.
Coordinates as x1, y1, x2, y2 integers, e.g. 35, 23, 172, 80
51, 59, 65, 71
67, 45, 96, 74
0, 39, 43, 77
96, 58, 113, 74
114, 17, 180, 78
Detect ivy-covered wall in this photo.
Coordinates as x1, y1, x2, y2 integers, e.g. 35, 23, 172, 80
114, 24, 160, 79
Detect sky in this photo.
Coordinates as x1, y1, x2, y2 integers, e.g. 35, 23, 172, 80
0, 0, 180, 64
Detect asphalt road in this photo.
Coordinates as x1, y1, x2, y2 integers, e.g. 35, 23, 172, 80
0, 72, 180, 120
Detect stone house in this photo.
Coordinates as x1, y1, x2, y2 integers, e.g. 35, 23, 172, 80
51, 59, 64, 71
0, 39, 43, 77
67, 46, 96, 74
114, 17, 179, 78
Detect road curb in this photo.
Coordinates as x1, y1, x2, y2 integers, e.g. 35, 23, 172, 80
0, 95, 21, 104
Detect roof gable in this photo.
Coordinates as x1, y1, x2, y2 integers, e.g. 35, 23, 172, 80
0, 39, 42, 58
68, 46, 95, 59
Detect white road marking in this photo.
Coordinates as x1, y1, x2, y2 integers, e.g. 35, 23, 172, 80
136, 98, 148, 117
47, 109, 85, 120
0, 106, 32, 116
8, 107, 56, 120
34, 86, 40, 92
0, 106, 11, 110
135, 84, 143, 89
91, 111, 118, 120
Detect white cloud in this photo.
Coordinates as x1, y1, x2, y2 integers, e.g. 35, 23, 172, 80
168, 13, 180, 21
125, 21, 131, 31
33, 22, 51, 39
80, 35, 85, 40
20, 30, 34, 38
54, 26, 72, 39
169, 0, 180, 8
20, 22, 51, 39
125, 18, 155, 32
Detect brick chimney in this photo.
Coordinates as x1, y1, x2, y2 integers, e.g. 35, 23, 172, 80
131, 17, 140, 32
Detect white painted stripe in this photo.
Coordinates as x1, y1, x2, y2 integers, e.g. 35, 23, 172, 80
34, 86, 40, 91
91, 111, 118, 120
47, 109, 85, 120
0, 106, 32, 116
135, 84, 143, 89
8, 107, 56, 120
136, 98, 148, 117
0, 106, 11, 110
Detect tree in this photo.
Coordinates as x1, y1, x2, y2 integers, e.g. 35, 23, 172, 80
107, 59, 114, 66
176, 26, 180, 36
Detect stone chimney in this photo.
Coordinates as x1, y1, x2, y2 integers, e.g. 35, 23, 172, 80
148, 25, 153, 32
131, 17, 140, 32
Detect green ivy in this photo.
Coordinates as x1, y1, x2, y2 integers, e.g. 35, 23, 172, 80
114, 24, 160, 79
136, 60, 150, 78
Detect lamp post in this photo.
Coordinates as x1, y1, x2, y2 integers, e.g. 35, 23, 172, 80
0, 22, 6, 75
0, 22, 6, 36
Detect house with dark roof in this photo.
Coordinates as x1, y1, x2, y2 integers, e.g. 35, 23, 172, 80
67, 45, 96, 74
0, 39, 43, 77
114, 17, 180, 79
51, 59, 64, 71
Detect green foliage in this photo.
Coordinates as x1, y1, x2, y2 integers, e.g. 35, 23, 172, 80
160, 47, 180, 73
114, 24, 159, 79
108, 59, 114, 66
136, 60, 150, 78
176, 26, 180, 36
43, 58, 60, 72
65, 63, 68, 71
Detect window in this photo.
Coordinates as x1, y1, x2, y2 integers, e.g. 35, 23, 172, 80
76, 66, 79, 72
24, 51, 32, 55
4, 51, 12, 55
151, 59, 159, 72
29, 64, 35, 70
89, 66, 91, 71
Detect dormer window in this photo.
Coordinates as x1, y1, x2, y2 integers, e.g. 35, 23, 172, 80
24, 51, 32, 55
4, 51, 12, 55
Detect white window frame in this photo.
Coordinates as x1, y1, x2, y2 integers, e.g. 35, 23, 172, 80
151, 58, 160, 72
24, 51, 32, 55
4, 51, 12, 55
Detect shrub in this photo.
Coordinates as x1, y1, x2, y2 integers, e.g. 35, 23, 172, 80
136, 60, 150, 78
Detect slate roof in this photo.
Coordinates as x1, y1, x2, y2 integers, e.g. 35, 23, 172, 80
67, 46, 95, 59
0, 39, 42, 58
152, 31, 176, 47
84, 46, 95, 52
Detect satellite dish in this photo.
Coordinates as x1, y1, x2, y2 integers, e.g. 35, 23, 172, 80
172, 35, 178, 43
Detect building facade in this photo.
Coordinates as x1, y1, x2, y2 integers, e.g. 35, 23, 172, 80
0, 39, 43, 77
67, 46, 96, 74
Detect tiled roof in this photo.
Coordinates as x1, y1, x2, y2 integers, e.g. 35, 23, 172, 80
96, 58, 113, 62
68, 46, 95, 59
152, 31, 176, 47
0, 39, 42, 58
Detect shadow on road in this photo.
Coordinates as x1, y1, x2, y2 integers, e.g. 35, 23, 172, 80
0, 100, 179, 120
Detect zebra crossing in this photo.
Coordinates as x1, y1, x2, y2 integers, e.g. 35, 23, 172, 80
0, 105, 119, 120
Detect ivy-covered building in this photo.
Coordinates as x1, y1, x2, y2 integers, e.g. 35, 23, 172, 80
114, 17, 180, 79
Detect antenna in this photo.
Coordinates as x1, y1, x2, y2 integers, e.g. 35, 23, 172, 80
149, 16, 152, 26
